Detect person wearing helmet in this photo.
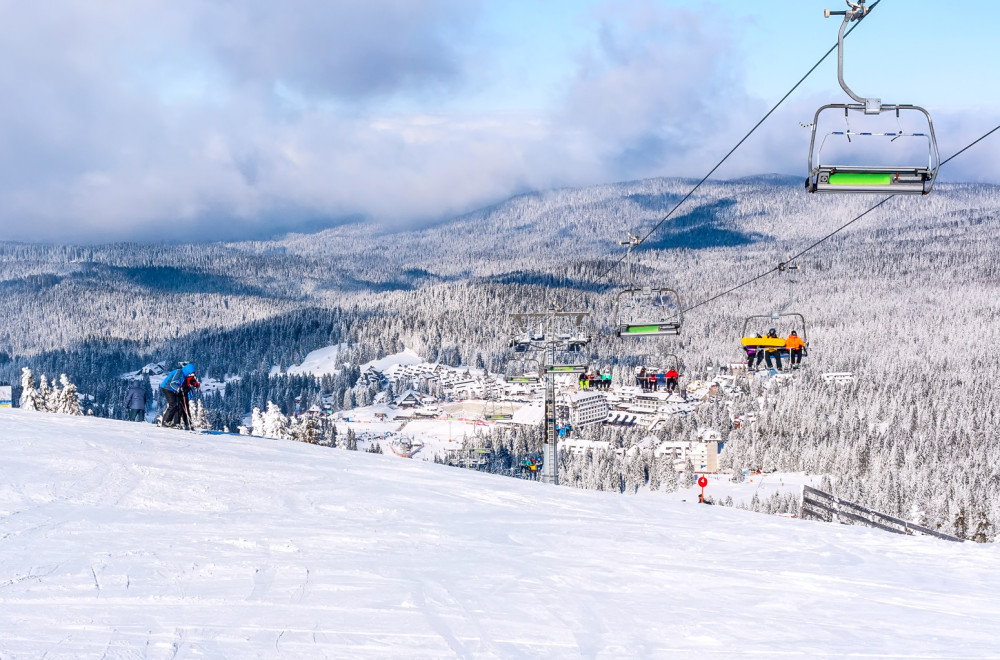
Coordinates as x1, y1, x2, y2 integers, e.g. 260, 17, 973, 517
745, 333, 765, 371
178, 363, 201, 430
785, 330, 806, 369
159, 361, 198, 428
764, 329, 783, 371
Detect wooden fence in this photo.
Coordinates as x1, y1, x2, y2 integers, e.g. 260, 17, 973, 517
799, 485, 963, 542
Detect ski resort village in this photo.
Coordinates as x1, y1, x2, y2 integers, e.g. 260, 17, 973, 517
293, 346, 722, 474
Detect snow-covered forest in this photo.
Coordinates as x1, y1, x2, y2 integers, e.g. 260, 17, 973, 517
2, 175, 999, 538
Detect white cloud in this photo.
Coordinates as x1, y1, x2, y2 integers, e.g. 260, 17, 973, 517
0, 1, 994, 243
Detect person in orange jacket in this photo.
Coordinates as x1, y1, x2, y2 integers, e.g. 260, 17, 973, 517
785, 330, 806, 368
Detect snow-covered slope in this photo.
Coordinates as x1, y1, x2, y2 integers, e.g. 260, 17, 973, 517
1, 409, 998, 658
360, 348, 427, 373
282, 342, 349, 377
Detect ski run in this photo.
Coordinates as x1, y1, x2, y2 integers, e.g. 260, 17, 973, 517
2, 408, 1000, 658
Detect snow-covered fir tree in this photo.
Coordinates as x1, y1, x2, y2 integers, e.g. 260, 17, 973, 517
54, 374, 82, 416
191, 399, 210, 429
38, 374, 53, 412
250, 407, 265, 437
19, 367, 41, 411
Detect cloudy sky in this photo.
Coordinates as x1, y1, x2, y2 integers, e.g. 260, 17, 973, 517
1, 0, 998, 243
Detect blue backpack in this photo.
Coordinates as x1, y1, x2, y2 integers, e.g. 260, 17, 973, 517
160, 368, 184, 393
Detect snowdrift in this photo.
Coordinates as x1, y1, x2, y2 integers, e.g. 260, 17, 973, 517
1, 408, 998, 657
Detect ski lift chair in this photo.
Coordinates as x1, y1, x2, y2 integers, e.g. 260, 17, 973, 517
505, 358, 541, 384
484, 398, 515, 421
635, 352, 684, 391
510, 333, 532, 353
614, 233, 685, 337
546, 363, 588, 375
740, 312, 809, 367
615, 287, 684, 337
805, 1, 940, 195
807, 106, 939, 194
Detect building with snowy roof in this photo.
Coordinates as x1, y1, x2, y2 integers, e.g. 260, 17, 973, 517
556, 391, 609, 428
653, 439, 720, 474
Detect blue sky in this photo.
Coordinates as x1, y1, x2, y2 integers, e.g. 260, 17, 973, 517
0, 0, 997, 242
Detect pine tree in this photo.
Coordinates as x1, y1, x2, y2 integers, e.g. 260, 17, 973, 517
261, 401, 290, 439
251, 407, 265, 437
345, 428, 358, 450
18, 367, 41, 411
971, 509, 993, 543
648, 455, 661, 491
297, 415, 321, 444
316, 418, 337, 447
659, 458, 679, 493
38, 374, 53, 412
55, 374, 83, 416
683, 457, 697, 488
191, 399, 210, 429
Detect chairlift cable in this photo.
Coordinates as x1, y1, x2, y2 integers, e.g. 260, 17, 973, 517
938, 125, 1000, 168
595, 0, 883, 283
680, 123, 1000, 316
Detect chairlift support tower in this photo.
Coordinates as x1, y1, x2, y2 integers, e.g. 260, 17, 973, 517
509, 308, 591, 485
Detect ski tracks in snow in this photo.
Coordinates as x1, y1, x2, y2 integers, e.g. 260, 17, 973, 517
247, 563, 276, 601
411, 579, 490, 658
291, 567, 310, 603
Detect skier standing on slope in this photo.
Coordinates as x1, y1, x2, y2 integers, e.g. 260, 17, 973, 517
178, 365, 201, 430
159, 362, 197, 428
124, 380, 147, 422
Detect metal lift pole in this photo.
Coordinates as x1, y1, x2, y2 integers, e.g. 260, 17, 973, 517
542, 341, 558, 485
508, 308, 589, 487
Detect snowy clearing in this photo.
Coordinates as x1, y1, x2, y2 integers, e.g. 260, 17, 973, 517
1, 408, 999, 658
280, 343, 350, 377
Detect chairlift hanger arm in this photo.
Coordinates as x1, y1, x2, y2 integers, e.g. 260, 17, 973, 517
826, 0, 876, 110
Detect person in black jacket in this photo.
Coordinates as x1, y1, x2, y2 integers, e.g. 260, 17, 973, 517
178, 367, 201, 430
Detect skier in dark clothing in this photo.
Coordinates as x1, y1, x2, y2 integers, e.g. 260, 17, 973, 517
745, 334, 764, 370
160, 362, 198, 428
764, 329, 783, 371
178, 367, 201, 430
124, 381, 147, 422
